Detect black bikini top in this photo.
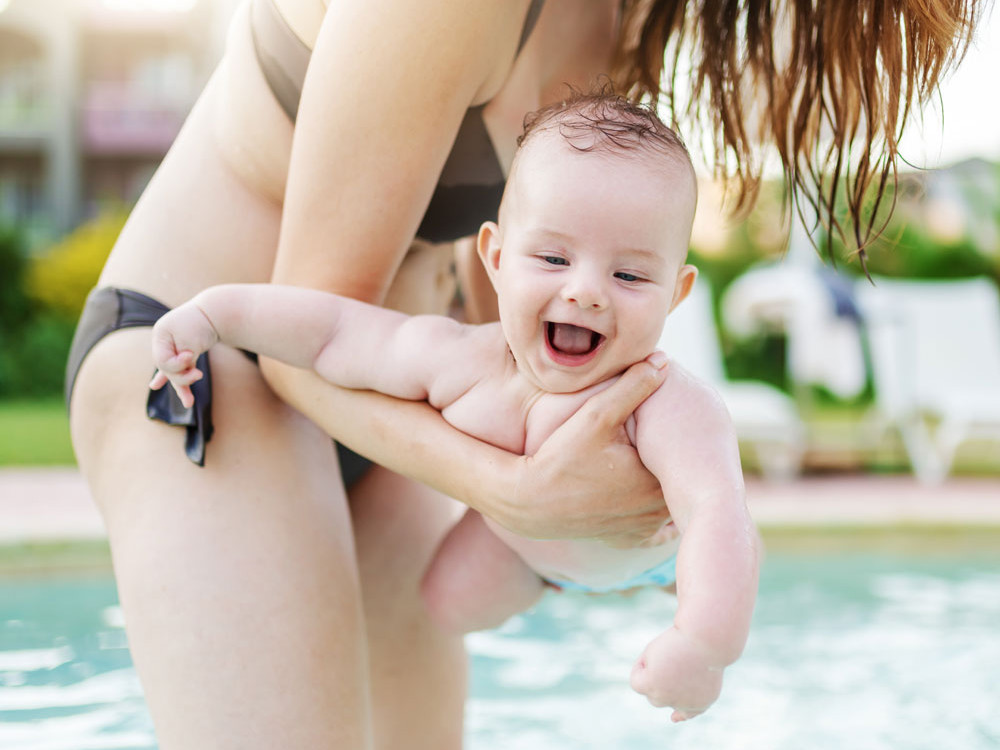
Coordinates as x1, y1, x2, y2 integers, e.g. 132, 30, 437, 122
250, 0, 546, 242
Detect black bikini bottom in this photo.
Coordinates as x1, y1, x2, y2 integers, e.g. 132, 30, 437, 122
65, 286, 373, 484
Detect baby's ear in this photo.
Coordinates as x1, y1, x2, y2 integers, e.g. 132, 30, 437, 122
669, 264, 698, 312
476, 221, 502, 289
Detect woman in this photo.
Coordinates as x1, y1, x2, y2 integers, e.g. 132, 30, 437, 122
66, 0, 981, 747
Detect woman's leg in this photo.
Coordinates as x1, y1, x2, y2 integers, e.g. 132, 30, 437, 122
71, 331, 373, 749
340, 232, 473, 749
347, 467, 468, 750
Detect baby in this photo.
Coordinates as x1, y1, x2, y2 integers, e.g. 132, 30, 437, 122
151, 92, 759, 722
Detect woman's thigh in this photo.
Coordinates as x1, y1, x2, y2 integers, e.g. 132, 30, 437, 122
349, 466, 468, 750
71, 329, 374, 749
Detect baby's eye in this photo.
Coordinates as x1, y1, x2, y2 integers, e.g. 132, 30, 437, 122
543, 256, 569, 266
614, 271, 642, 282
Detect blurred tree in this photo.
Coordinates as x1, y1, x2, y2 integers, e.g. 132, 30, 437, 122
828, 162, 1000, 283
0, 224, 32, 334
26, 207, 128, 320
0, 223, 70, 397
1, 207, 127, 397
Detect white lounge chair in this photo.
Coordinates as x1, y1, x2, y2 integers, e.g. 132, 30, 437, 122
659, 277, 807, 481
720, 262, 868, 400
855, 276, 1000, 483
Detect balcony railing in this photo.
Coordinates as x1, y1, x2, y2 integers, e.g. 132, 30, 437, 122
81, 82, 187, 155
0, 66, 49, 134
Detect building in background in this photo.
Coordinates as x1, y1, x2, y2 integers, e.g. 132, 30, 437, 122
0, 0, 239, 245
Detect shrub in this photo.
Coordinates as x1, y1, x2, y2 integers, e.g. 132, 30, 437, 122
0, 207, 126, 398
0, 313, 77, 398
0, 224, 32, 332
26, 207, 128, 321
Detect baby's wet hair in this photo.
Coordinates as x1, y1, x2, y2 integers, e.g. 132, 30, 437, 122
517, 84, 693, 178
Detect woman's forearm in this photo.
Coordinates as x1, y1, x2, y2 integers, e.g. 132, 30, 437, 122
261, 357, 522, 523
263, 353, 674, 544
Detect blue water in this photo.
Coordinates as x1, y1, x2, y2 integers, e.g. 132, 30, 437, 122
2, 543, 1000, 749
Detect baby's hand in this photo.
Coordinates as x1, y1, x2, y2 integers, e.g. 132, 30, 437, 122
630, 626, 724, 722
150, 303, 219, 408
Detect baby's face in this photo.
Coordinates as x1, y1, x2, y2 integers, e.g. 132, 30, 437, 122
481, 135, 697, 394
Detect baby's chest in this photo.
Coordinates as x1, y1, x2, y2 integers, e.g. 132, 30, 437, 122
441, 379, 634, 457
521, 392, 597, 455
440, 389, 532, 455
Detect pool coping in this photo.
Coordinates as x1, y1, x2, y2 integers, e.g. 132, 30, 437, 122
4, 466, 1000, 546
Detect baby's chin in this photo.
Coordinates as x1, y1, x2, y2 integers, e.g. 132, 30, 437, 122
527, 362, 629, 395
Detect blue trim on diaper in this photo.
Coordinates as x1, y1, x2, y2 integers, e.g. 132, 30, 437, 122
546, 555, 677, 593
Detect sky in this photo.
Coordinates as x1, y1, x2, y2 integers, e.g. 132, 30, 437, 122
897, 5, 1000, 169
679, 5, 999, 186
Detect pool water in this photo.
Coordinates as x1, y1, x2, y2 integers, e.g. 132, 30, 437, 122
2, 541, 999, 749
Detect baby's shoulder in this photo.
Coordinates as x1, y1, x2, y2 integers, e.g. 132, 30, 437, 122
423, 320, 508, 405
633, 360, 742, 493
636, 360, 734, 433
430, 319, 507, 368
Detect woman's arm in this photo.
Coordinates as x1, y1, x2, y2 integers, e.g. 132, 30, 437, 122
272, 0, 517, 299
264, 354, 671, 543
264, 0, 670, 542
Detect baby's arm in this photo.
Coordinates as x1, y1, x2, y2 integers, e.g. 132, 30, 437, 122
630, 365, 759, 721
151, 283, 472, 408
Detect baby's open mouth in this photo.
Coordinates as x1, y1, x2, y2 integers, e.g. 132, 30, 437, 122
546, 322, 604, 356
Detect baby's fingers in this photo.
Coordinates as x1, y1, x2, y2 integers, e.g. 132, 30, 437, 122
148, 369, 202, 409
160, 350, 196, 371
173, 384, 195, 409
176, 367, 203, 384
670, 708, 705, 723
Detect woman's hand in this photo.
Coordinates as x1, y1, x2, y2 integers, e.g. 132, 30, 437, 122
262, 351, 670, 549
498, 353, 671, 546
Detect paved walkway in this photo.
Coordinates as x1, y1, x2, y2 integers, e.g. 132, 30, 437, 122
2, 466, 999, 544
2, 467, 106, 542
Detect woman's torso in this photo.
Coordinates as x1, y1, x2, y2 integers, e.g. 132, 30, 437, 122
97, 0, 619, 308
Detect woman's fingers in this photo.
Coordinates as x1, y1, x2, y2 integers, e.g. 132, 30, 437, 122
507, 354, 671, 544
575, 353, 668, 435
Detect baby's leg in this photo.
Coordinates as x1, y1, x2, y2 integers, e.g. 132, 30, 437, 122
421, 509, 545, 633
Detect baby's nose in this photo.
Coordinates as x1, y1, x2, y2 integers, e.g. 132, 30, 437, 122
562, 278, 607, 310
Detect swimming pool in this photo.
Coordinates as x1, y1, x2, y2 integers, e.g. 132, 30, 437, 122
2, 533, 999, 749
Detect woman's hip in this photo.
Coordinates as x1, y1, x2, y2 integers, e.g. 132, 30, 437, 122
67, 314, 344, 510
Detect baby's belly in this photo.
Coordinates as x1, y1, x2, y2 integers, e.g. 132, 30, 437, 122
483, 517, 680, 591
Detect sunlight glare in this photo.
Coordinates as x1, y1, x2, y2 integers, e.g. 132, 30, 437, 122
100, 0, 198, 12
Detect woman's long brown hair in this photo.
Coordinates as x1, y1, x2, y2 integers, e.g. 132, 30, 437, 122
614, 0, 984, 262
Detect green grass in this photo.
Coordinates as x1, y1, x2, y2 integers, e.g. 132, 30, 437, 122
0, 396, 995, 475
0, 540, 111, 576
0, 398, 76, 466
